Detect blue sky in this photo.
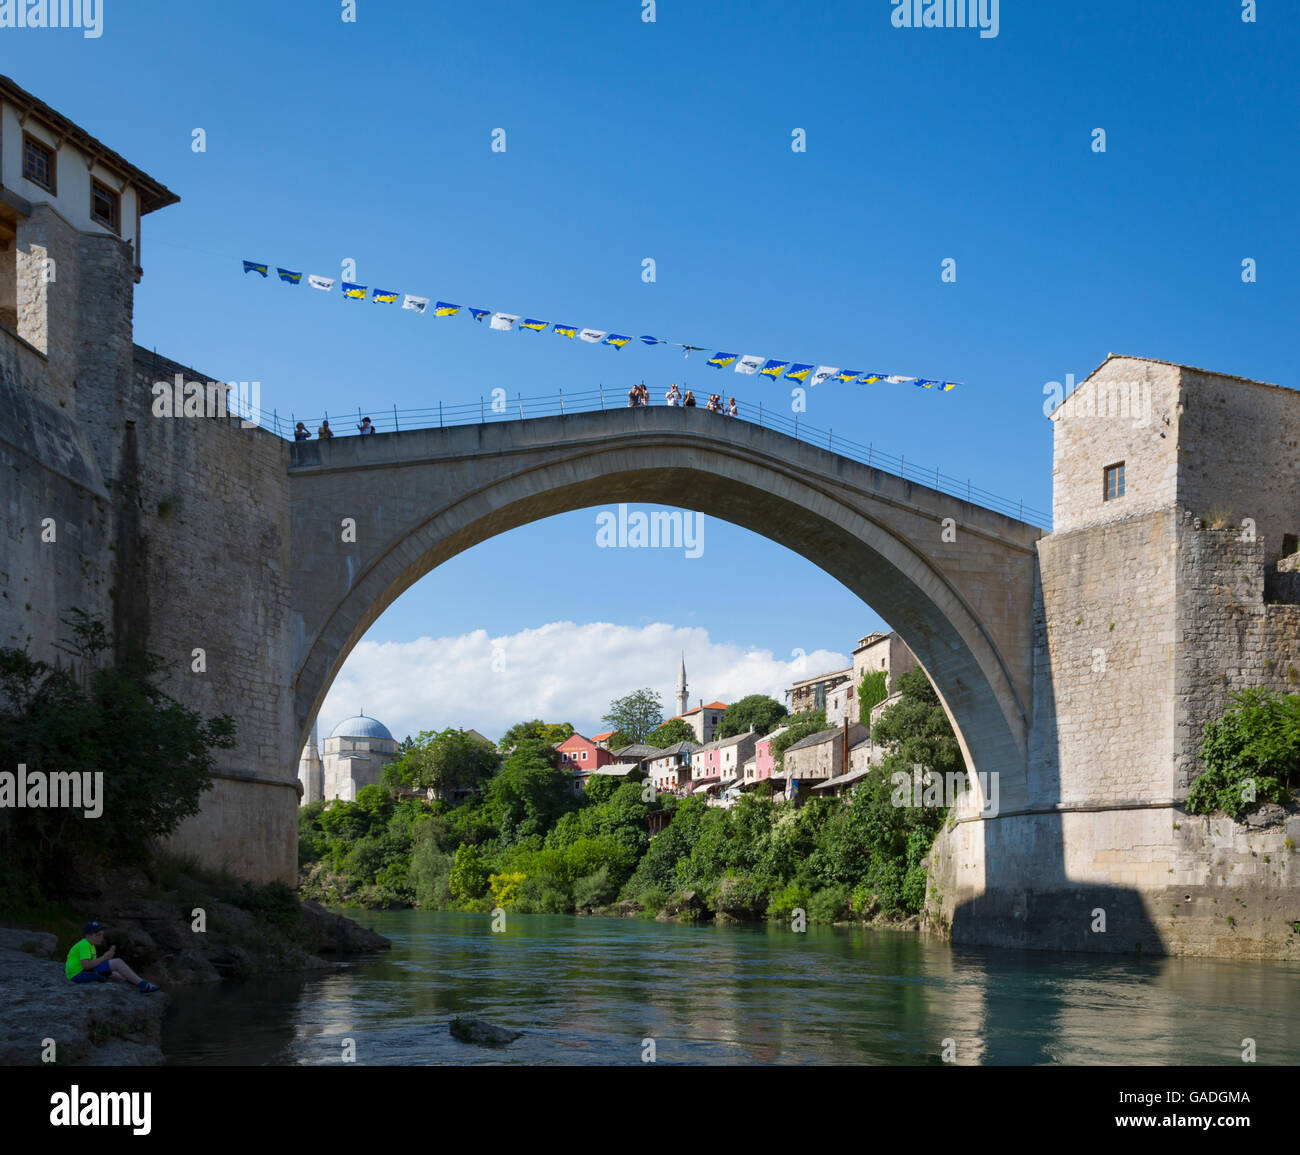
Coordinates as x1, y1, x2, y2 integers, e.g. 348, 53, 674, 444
11, 1, 1298, 740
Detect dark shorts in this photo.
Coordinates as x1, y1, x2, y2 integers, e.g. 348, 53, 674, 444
70, 959, 111, 983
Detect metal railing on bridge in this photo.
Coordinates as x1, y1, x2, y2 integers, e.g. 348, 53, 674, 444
233, 385, 1051, 529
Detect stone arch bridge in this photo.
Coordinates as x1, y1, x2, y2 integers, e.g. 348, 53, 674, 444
288, 406, 1043, 813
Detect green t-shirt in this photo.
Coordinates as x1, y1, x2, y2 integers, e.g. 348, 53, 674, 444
65, 938, 96, 979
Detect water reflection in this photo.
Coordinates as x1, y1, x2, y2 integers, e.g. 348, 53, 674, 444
161, 911, 1300, 1065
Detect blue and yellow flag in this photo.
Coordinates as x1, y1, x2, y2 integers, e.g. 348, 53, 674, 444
759, 359, 790, 379
785, 363, 814, 382
708, 352, 739, 369
832, 369, 861, 383
940, 381, 958, 392
469, 307, 492, 323
372, 289, 400, 304
553, 323, 578, 338
342, 282, 367, 300
639, 335, 665, 346
603, 333, 631, 349
276, 268, 302, 285
242, 260, 269, 277
857, 372, 886, 384
520, 318, 548, 332
913, 378, 936, 389
434, 301, 461, 317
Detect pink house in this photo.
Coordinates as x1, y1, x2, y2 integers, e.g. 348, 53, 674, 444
752, 726, 789, 781
555, 734, 612, 773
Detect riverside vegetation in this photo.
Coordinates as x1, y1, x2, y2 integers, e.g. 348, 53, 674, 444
0, 613, 389, 1014
298, 668, 962, 925
300, 672, 1300, 924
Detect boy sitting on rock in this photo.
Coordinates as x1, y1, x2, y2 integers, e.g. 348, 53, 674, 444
65, 921, 161, 993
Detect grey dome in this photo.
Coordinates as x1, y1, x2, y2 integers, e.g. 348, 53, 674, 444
329, 714, 394, 741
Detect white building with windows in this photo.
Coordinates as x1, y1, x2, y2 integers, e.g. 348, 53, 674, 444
0, 73, 177, 321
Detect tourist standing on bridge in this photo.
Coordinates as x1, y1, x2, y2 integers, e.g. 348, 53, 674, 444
706, 394, 720, 412
666, 384, 681, 406
357, 417, 375, 435
683, 390, 696, 407
294, 422, 310, 440
627, 385, 638, 407
727, 397, 738, 417
638, 384, 650, 407
318, 419, 334, 439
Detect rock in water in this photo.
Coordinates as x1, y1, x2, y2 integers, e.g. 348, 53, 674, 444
449, 1017, 522, 1047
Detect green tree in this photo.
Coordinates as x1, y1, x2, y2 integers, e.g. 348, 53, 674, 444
717, 694, 788, 739
386, 728, 499, 798
645, 718, 695, 747
869, 667, 963, 780
497, 719, 574, 751
602, 688, 664, 744
0, 613, 235, 903
483, 738, 575, 841
858, 669, 889, 726
1187, 688, 1300, 819
448, 842, 490, 902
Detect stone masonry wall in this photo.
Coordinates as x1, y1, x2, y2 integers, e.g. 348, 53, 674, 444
1051, 357, 1179, 535
1175, 367, 1300, 567
1173, 515, 1300, 793
1030, 506, 1177, 810
0, 214, 298, 883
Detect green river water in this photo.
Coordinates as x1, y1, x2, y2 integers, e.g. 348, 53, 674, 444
160, 909, 1300, 1065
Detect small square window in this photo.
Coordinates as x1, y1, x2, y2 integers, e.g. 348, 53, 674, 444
1104, 462, 1126, 501
23, 134, 55, 193
91, 180, 120, 233
581, 751, 587, 761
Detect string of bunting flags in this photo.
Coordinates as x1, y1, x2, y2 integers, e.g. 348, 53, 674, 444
241, 259, 960, 392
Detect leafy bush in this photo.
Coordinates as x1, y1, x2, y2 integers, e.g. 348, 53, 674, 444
808, 884, 851, 924
449, 843, 490, 902
1187, 688, 1300, 819
573, 866, 616, 908
233, 880, 300, 928
409, 842, 454, 908
488, 870, 526, 908
767, 882, 812, 920
0, 613, 234, 904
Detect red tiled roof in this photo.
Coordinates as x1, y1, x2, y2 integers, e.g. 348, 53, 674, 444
674, 701, 728, 717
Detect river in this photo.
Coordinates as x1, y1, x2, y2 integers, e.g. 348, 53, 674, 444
161, 910, 1300, 1065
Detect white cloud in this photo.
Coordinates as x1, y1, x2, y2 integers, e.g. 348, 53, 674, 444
316, 621, 849, 745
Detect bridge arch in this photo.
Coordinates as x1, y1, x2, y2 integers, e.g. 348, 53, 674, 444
288, 408, 1041, 806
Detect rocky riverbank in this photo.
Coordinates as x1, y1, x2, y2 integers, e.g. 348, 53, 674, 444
0, 862, 391, 1065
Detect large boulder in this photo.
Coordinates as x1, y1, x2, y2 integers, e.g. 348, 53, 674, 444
655, 890, 708, 922
0, 948, 169, 1066
299, 901, 391, 953
0, 928, 58, 959
711, 876, 767, 921
449, 1017, 522, 1047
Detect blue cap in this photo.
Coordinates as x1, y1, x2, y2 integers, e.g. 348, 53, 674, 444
83, 921, 103, 934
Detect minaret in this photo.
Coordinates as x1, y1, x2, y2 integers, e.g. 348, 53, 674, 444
298, 720, 323, 805
675, 654, 689, 717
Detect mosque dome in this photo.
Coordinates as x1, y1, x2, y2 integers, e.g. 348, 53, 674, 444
329, 713, 394, 741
